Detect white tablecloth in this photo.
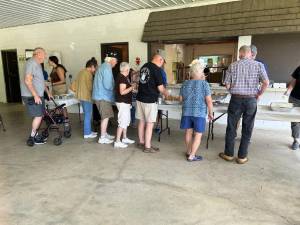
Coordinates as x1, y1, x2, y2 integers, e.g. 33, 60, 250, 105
158, 103, 300, 122
46, 98, 80, 108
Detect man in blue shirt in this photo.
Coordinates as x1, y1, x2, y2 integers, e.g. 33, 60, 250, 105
92, 53, 117, 144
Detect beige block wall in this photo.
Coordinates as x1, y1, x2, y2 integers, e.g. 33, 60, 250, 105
0, 9, 150, 103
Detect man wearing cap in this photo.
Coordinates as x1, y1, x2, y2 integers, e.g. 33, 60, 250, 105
92, 53, 117, 144
219, 45, 269, 164
136, 54, 169, 153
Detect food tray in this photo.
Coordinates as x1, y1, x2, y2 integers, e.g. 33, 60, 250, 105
270, 102, 293, 112
164, 100, 181, 105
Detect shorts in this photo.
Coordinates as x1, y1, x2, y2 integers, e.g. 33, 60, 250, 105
95, 100, 114, 120
22, 96, 45, 117
116, 102, 131, 129
135, 100, 158, 123
180, 116, 206, 133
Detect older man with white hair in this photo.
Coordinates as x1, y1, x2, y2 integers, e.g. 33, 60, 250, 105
92, 53, 117, 144
21, 47, 52, 146
219, 45, 269, 164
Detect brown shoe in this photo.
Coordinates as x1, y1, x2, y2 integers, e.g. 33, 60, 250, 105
143, 146, 160, 153
219, 152, 234, 161
136, 143, 144, 149
236, 157, 249, 164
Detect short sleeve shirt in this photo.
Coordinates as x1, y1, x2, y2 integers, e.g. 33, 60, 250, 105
136, 62, 163, 103
180, 80, 211, 118
224, 59, 268, 96
115, 74, 132, 104
290, 66, 300, 100
20, 58, 45, 97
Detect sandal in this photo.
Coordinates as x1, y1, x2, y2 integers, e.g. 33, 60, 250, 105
150, 145, 160, 152
219, 152, 235, 161
136, 143, 144, 149
143, 148, 157, 153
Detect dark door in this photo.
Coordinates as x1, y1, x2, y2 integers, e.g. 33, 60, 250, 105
1, 50, 21, 102
101, 43, 129, 80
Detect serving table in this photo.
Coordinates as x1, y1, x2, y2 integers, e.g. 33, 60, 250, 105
157, 103, 300, 148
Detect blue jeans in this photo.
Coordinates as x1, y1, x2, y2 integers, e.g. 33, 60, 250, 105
81, 100, 93, 135
225, 96, 257, 159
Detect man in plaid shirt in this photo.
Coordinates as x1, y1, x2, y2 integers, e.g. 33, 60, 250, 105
219, 45, 269, 164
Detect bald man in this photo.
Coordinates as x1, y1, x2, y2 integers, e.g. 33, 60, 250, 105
21, 47, 52, 146
136, 54, 169, 153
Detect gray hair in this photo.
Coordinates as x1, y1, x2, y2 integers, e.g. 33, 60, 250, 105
120, 62, 130, 73
104, 56, 116, 63
239, 45, 251, 53
33, 47, 45, 55
250, 44, 258, 55
190, 62, 205, 79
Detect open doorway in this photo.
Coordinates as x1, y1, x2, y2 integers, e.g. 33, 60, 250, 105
1, 49, 21, 103
100, 42, 129, 80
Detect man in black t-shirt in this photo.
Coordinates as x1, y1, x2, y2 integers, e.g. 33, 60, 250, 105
285, 65, 300, 150
136, 54, 168, 153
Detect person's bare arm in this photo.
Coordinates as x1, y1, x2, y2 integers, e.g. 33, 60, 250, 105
285, 78, 296, 95
52, 67, 65, 85
256, 79, 269, 100
225, 83, 231, 90
119, 83, 133, 95
24, 74, 42, 104
157, 85, 169, 97
205, 95, 214, 121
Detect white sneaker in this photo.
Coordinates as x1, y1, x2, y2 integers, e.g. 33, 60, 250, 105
122, 138, 135, 144
92, 132, 98, 136
98, 137, 114, 144
106, 134, 115, 140
84, 133, 97, 139
114, 141, 128, 148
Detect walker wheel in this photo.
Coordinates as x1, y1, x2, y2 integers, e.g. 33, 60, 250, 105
53, 137, 62, 146
64, 131, 71, 138
26, 138, 34, 147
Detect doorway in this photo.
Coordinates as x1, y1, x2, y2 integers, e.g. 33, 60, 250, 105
1, 49, 21, 103
100, 42, 129, 80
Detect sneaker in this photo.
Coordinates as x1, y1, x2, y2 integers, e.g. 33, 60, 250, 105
92, 132, 98, 136
106, 134, 115, 140
34, 135, 47, 145
187, 155, 203, 162
114, 141, 128, 148
122, 138, 135, 144
84, 133, 97, 139
291, 140, 299, 150
98, 137, 114, 144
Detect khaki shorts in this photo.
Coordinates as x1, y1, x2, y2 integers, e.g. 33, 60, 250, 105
135, 100, 158, 123
116, 102, 131, 129
95, 100, 114, 120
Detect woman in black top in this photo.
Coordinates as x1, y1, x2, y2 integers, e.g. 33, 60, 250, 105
48, 56, 67, 95
114, 62, 137, 148
285, 66, 300, 150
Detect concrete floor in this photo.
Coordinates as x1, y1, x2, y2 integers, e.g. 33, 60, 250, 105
0, 103, 300, 225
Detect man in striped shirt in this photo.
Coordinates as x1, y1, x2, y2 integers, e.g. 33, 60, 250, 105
219, 45, 269, 164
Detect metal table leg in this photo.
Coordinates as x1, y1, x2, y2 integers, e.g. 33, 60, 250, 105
158, 110, 170, 142
206, 112, 226, 149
